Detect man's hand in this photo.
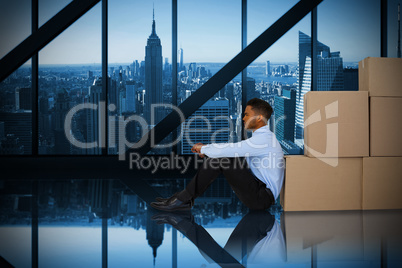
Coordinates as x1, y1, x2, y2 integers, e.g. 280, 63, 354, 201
191, 143, 205, 158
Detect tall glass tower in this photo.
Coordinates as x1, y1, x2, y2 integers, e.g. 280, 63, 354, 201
295, 36, 344, 148
178, 48, 184, 71
145, 8, 163, 126
295, 32, 343, 143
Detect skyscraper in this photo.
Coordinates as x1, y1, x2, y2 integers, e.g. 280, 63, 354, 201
15, 87, 31, 110
178, 48, 184, 71
181, 99, 230, 154
87, 78, 102, 154
343, 68, 358, 91
145, 8, 163, 126
125, 81, 136, 113
266, 61, 271, 76
274, 88, 296, 143
297, 31, 330, 96
0, 111, 31, 154
295, 32, 343, 141
398, 4, 401, 58
246, 77, 260, 99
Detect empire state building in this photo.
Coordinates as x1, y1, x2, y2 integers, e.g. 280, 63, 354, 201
145, 9, 163, 126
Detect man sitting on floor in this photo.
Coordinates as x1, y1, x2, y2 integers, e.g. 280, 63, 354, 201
150, 98, 285, 211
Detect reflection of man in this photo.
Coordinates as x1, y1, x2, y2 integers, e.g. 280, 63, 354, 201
152, 210, 286, 267
151, 98, 285, 211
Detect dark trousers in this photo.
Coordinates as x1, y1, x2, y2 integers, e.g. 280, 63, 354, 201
177, 157, 274, 210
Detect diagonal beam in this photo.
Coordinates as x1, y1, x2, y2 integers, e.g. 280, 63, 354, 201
130, 0, 323, 157
0, 0, 100, 83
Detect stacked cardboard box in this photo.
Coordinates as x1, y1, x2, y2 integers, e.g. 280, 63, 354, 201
281, 57, 402, 211
282, 91, 369, 211
359, 57, 402, 210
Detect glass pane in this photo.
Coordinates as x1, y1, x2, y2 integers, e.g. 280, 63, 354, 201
108, 0, 172, 155
388, 0, 401, 58
178, 0, 241, 155
0, 0, 31, 60
38, 3, 101, 155
39, 0, 73, 27
318, 0, 380, 88
0, 63, 32, 155
248, 1, 308, 155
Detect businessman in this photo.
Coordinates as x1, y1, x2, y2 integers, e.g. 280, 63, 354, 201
150, 98, 285, 211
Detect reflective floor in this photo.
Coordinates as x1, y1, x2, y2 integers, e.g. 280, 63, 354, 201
0, 179, 401, 268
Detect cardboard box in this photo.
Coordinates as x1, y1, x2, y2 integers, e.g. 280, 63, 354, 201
284, 211, 363, 263
370, 97, 402, 156
359, 57, 402, 97
304, 91, 369, 158
362, 157, 402, 210
281, 156, 363, 211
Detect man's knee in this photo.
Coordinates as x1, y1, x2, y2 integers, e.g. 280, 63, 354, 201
201, 157, 247, 172
202, 157, 228, 170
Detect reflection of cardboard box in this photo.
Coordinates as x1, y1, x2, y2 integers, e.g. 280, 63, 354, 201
363, 210, 402, 262
284, 211, 363, 263
303, 91, 369, 158
370, 97, 402, 156
359, 57, 402, 97
281, 156, 362, 211
363, 157, 402, 210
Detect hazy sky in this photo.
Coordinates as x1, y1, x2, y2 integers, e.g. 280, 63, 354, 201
0, 0, 398, 65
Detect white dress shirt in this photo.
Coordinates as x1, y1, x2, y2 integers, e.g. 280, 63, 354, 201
200, 125, 285, 199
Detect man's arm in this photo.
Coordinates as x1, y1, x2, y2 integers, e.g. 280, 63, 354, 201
196, 135, 275, 158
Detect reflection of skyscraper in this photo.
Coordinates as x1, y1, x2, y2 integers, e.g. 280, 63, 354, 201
181, 99, 230, 154
295, 32, 343, 141
145, 9, 163, 126
146, 209, 164, 266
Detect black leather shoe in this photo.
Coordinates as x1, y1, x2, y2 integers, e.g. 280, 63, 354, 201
155, 192, 179, 203
150, 197, 192, 212
155, 197, 169, 202
151, 211, 193, 226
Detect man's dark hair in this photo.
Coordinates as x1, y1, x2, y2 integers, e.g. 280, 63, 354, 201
246, 98, 273, 120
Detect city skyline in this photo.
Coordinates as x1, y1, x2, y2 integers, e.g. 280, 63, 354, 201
1, 0, 394, 65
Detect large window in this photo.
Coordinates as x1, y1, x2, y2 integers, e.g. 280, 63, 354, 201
178, 0, 242, 154
38, 3, 101, 154
0, 0, 390, 157
0, 64, 32, 155
39, 0, 73, 27
248, 0, 309, 154
318, 0, 380, 74
0, 0, 31, 60
108, 0, 172, 155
